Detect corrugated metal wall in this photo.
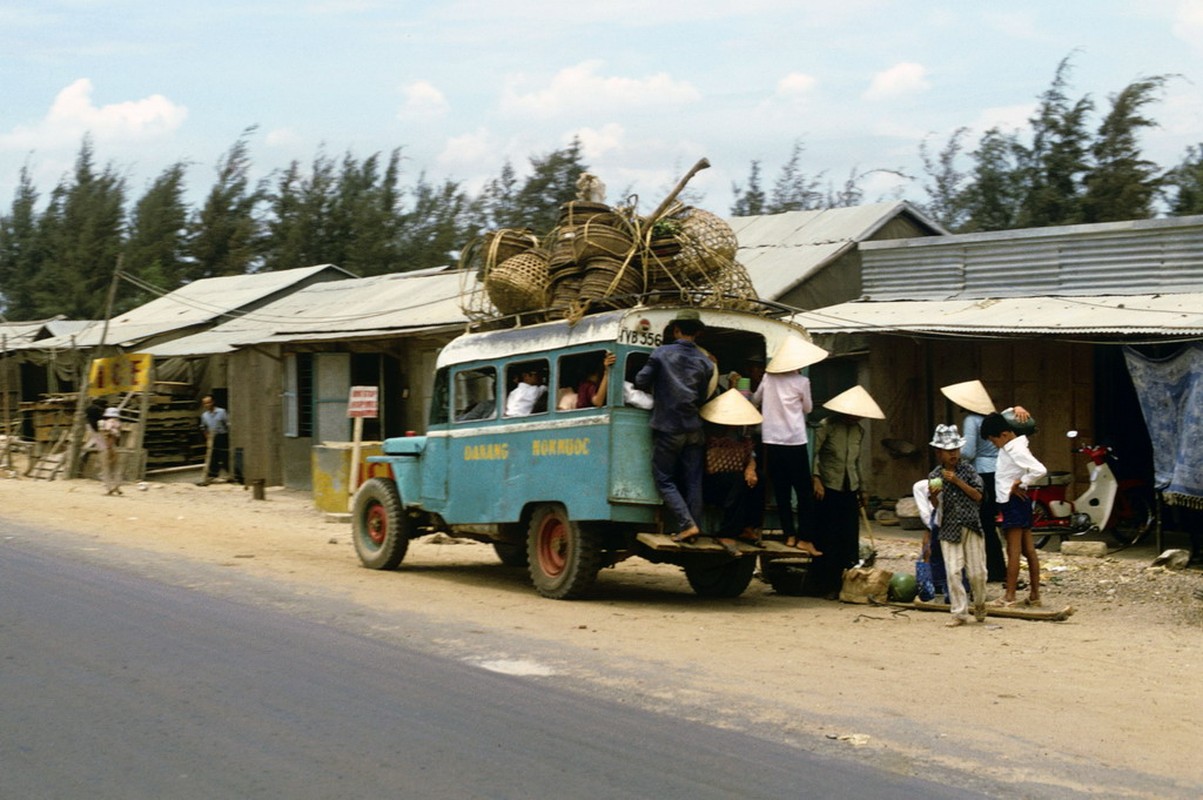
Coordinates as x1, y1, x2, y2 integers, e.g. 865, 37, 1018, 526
862, 219, 1203, 300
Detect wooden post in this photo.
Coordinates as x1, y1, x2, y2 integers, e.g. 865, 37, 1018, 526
133, 359, 153, 481
348, 415, 364, 512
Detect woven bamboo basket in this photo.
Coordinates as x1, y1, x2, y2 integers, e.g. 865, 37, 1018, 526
558, 201, 615, 227
670, 207, 738, 282
485, 251, 550, 315
579, 256, 642, 304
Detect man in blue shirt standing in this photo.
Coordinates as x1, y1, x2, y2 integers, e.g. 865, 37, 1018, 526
634, 310, 716, 543
200, 394, 231, 486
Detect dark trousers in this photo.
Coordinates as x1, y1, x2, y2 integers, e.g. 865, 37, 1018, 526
208, 432, 230, 479
812, 487, 860, 595
765, 443, 813, 541
979, 472, 1007, 582
703, 471, 758, 536
651, 430, 705, 533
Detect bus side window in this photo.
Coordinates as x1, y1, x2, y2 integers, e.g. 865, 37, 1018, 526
504, 359, 549, 417
623, 353, 654, 410
429, 367, 450, 425
454, 367, 497, 422
556, 350, 609, 410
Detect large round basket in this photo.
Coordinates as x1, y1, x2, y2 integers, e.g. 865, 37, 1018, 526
671, 207, 738, 281
486, 251, 550, 315
559, 201, 616, 227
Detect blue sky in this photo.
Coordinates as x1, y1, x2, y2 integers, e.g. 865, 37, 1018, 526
3, 1, 1203, 219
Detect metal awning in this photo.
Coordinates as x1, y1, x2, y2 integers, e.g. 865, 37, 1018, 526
793, 294, 1203, 339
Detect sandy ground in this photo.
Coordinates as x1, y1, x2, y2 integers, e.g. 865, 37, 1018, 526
2, 474, 1201, 799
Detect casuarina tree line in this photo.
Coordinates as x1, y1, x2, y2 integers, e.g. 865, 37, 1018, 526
3, 56, 1203, 320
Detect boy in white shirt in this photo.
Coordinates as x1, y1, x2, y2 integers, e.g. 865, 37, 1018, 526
980, 412, 1048, 607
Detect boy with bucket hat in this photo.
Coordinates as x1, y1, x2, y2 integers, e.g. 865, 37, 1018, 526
926, 423, 988, 626
752, 335, 829, 555
810, 386, 883, 597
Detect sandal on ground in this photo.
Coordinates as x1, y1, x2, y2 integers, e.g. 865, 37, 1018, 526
1023, 597, 1043, 608
945, 617, 967, 627
988, 598, 1017, 608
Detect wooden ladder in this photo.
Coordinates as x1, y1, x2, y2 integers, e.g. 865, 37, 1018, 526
26, 430, 70, 481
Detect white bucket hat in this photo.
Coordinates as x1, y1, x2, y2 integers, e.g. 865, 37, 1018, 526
929, 423, 966, 450
103, 407, 120, 418
765, 335, 828, 374
700, 388, 763, 426
940, 379, 994, 416
822, 385, 885, 420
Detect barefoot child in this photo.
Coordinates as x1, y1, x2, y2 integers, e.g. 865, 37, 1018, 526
980, 412, 1048, 607
926, 424, 988, 626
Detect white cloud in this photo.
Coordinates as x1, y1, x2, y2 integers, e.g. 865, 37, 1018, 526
436, 128, 495, 169
775, 72, 819, 97
265, 127, 303, 148
863, 62, 930, 101
0, 79, 187, 151
398, 80, 449, 120
500, 60, 701, 118
574, 123, 626, 160
1172, 0, 1203, 48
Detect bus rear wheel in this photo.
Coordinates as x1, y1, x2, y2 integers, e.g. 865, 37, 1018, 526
685, 555, 757, 598
527, 504, 601, 599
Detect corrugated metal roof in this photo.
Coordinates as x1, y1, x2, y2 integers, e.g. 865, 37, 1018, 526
794, 294, 1203, 338
861, 215, 1203, 300
143, 269, 472, 357
26, 264, 353, 350
729, 201, 944, 300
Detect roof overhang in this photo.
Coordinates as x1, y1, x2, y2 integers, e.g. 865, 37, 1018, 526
794, 294, 1203, 341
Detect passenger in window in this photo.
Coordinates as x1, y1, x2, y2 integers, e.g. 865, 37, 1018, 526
505, 367, 548, 416
576, 352, 616, 408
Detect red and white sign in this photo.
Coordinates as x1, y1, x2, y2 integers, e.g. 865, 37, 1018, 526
347, 386, 379, 418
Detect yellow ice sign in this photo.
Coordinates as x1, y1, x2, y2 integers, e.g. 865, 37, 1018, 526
88, 353, 153, 395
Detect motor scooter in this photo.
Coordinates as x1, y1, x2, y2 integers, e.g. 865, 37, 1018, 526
1028, 431, 1119, 549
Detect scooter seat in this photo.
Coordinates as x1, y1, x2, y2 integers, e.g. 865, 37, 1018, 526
1030, 470, 1072, 487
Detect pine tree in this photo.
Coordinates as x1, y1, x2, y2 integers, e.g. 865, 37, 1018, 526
768, 141, 824, 213
123, 161, 190, 307
0, 167, 42, 317
29, 138, 126, 318
919, 128, 971, 230
510, 138, 589, 235
730, 160, 766, 216
1016, 56, 1093, 227
960, 128, 1026, 232
1166, 143, 1203, 215
187, 129, 264, 279
1081, 76, 1169, 222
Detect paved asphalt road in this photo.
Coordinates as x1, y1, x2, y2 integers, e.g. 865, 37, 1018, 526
0, 523, 983, 799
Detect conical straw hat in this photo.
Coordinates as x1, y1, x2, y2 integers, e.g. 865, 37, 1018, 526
700, 388, 763, 426
765, 335, 828, 374
822, 385, 885, 419
939, 379, 994, 415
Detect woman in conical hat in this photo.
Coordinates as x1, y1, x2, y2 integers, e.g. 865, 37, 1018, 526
700, 389, 766, 555
752, 336, 829, 556
939, 378, 1031, 584
809, 385, 884, 597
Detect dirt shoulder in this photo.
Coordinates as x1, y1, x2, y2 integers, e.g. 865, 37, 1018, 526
2, 476, 1201, 798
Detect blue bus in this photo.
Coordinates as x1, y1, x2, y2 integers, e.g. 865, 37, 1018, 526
352, 305, 819, 599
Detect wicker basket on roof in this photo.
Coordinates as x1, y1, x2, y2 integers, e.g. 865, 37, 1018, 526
579, 256, 643, 307
485, 250, 550, 315
470, 228, 539, 279
668, 206, 738, 282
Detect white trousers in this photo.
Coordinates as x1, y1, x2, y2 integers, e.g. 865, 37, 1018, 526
940, 528, 987, 619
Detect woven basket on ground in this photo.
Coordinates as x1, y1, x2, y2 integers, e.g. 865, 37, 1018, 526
486, 251, 550, 315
